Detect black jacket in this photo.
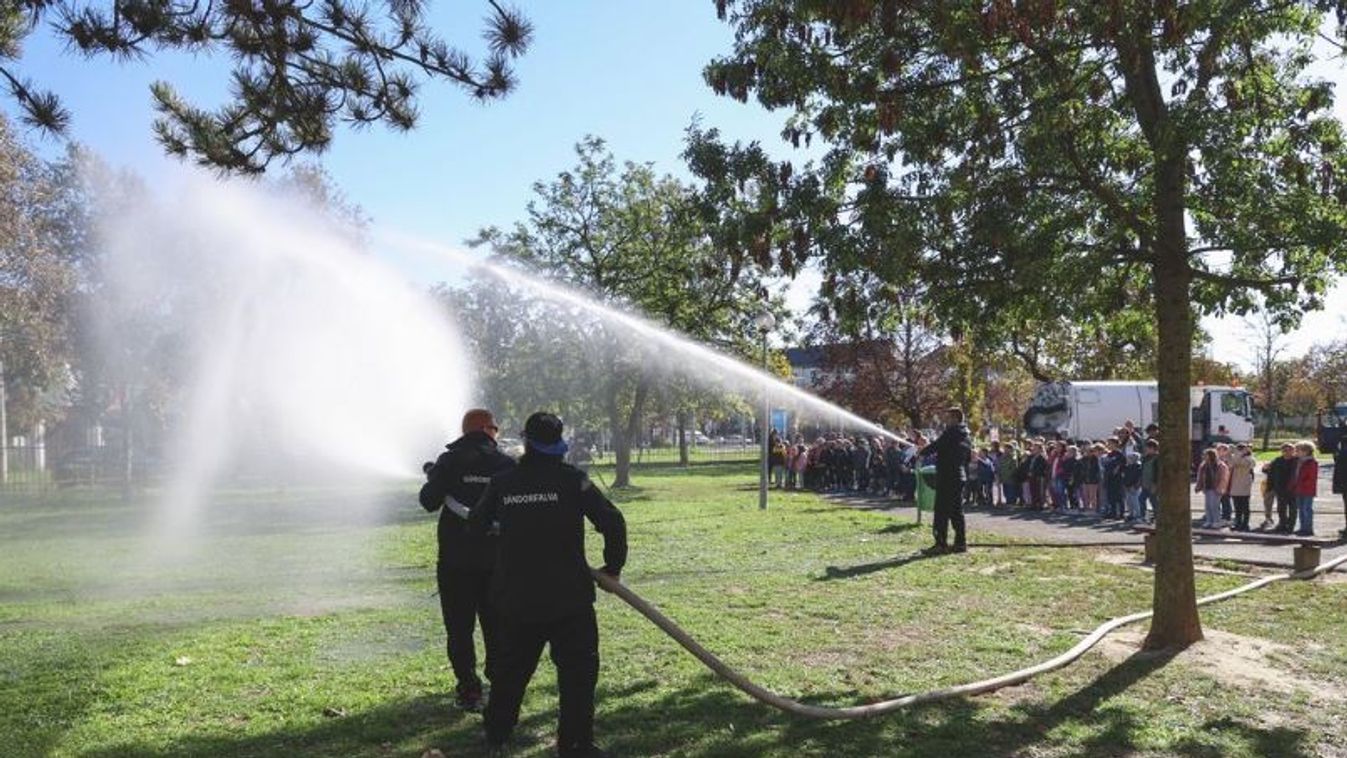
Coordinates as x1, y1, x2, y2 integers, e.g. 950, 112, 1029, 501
924, 424, 972, 485
1268, 456, 1294, 495
469, 454, 627, 623
418, 431, 517, 570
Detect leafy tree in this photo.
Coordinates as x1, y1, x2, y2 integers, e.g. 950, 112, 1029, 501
1280, 358, 1325, 419
1244, 308, 1291, 448
0, 116, 80, 481
809, 288, 950, 429
1190, 354, 1242, 387
5, 1, 531, 172
441, 277, 612, 442
1305, 337, 1347, 406
470, 137, 766, 486
701, 1, 1347, 648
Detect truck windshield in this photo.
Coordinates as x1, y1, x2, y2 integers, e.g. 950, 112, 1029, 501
1220, 393, 1248, 418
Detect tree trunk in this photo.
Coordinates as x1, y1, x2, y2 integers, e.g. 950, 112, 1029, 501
677, 410, 690, 467
1144, 173, 1204, 650
122, 386, 135, 502
608, 377, 650, 488
1261, 363, 1274, 450
0, 352, 7, 485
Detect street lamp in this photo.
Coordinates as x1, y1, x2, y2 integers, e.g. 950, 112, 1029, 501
755, 310, 776, 511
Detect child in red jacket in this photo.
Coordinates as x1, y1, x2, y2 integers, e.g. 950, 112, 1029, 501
1293, 441, 1319, 537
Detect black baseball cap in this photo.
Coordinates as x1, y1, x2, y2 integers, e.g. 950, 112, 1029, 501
524, 411, 568, 455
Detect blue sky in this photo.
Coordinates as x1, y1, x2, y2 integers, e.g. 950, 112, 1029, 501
19, 2, 789, 245
13, 3, 1347, 364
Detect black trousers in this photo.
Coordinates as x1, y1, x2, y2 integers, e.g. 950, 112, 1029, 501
437, 563, 496, 694
933, 484, 966, 547
1276, 492, 1297, 531
1232, 495, 1251, 530
485, 606, 600, 755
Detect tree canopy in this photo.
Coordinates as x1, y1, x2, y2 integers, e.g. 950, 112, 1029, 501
467, 136, 769, 486
699, 0, 1347, 648
4, 0, 531, 172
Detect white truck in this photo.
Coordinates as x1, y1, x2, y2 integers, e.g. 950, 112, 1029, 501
1023, 381, 1255, 447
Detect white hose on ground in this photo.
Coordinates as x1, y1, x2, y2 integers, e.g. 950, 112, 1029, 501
590, 551, 1347, 720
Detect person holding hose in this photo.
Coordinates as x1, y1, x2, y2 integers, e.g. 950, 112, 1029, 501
920, 407, 972, 555
1333, 431, 1347, 539
418, 408, 517, 712
470, 411, 627, 758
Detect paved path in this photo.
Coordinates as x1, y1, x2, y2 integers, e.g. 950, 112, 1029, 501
827, 474, 1347, 569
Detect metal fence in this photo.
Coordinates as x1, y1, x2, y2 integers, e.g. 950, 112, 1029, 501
0, 437, 155, 500
592, 443, 760, 467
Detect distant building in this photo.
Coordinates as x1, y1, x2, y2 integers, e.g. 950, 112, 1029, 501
783, 346, 828, 390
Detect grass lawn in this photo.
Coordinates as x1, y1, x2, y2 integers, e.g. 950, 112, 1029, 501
2, 465, 1344, 757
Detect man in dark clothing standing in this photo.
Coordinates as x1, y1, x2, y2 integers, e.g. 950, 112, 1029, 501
470, 412, 627, 758
1269, 442, 1298, 533
920, 407, 972, 554
418, 408, 517, 712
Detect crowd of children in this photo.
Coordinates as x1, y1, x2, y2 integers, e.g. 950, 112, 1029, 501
769, 430, 924, 499
768, 419, 1330, 536
956, 422, 1160, 524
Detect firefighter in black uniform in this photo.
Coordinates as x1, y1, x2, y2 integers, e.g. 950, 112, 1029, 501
920, 407, 973, 554
469, 412, 627, 758
418, 408, 517, 712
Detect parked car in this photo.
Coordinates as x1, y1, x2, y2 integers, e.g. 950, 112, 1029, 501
692, 431, 713, 446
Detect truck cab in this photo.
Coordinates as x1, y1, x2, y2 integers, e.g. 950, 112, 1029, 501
1190, 386, 1255, 444
1318, 403, 1347, 453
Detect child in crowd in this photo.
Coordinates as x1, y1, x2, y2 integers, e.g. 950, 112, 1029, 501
989, 442, 1004, 506
1195, 448, 1230, 529
1293, 441, 1319, 536
789, 443, 808, 490
977, 448, 996, 507
1271, 442, 1298, 533
1028, 442, 1049, 509
1046, 443, 1065, 510
1216, 443, 1233, 523
1064, 445, 1083, 509
1139, 440, 1159, 523
1258, 459, 1276, 530
1123, 451, 1143, 523
997, 442, 1021, 507
1102, 438, 1126, 519
1080, 444, 1103, 511
1227, 443, 1256, 532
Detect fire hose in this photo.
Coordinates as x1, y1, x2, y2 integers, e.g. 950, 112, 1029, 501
588, 551, 1347, 720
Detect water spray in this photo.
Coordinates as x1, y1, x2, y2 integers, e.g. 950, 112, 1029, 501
376, 231, 903, 443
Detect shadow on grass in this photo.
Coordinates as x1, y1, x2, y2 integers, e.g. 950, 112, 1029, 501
814, 551, 941, 581
875, 522, 922, 535
78, 647, 1316, 757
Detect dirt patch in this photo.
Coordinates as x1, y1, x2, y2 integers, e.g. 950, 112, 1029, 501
1092, 550, 1264, 577
859, 624, 927, 652
1096, 628, 1346, 703
798, 648, 858, 670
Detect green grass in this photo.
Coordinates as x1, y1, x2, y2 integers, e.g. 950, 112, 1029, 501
2, 467, 1345, 757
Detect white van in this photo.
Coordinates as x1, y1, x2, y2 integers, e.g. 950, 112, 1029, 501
1023, 381, 1254, 444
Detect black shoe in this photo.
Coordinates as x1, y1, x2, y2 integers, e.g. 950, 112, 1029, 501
455, 687, 485, 713
920, 544, 949, 556
950, 544, 968, 554
559, 744, 610, 758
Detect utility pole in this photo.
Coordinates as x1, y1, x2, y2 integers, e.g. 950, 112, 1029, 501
755, 310, 776, 511
0, 350, 7, 485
